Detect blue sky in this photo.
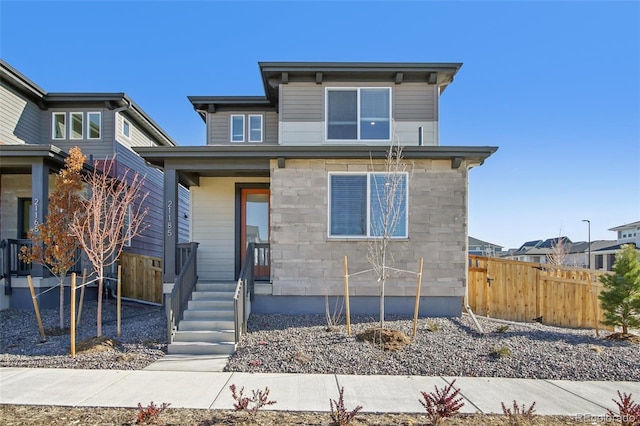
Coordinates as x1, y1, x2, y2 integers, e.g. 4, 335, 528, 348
2, 0, 638, 249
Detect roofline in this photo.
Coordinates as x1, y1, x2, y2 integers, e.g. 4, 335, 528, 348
0, 59, 47, 101
609, 221, 640, 231
135, 145, 497, 170
258, 61, 463, 72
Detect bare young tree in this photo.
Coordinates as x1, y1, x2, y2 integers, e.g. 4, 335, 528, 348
20, 147, 86, 329
546, 235, 570, 266
69, 156, 149, 336
367, 135, 409, 328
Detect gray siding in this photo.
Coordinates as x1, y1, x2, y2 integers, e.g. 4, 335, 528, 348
279, 82, 439, 146
393, 84, 437, 121
207, 111, 278, 145
114, 144, 190, 259
281, 82, 437, 123
280, 84, 323, 122
0, 82, 41, 145
116, 112, 156, 148
42, 108, 115, 160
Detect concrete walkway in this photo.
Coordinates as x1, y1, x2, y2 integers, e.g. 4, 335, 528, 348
1, 367, 637, 417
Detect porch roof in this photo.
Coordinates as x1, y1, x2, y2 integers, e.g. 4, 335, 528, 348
135, 145, 498, 187
0, 145, 68, 174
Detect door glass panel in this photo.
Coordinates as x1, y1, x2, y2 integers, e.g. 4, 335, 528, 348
245, 193, 269, 245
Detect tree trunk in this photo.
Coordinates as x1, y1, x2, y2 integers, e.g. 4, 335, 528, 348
59, 277, 65, 329
97, 274, 103, 337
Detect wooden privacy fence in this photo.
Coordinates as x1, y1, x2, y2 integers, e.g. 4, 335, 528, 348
468, 255, 612, 330
120, 252, 163, 304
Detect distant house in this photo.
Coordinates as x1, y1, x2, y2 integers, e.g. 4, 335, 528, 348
0, 60, 189, 309
589, 221, 640, 271
468, 236, 503, 257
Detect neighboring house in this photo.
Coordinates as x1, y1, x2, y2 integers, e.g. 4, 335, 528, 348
468, 236, 503, 257
138, 61, 497, 317
0, 60, 189, 309
590, 220, 640, 271
504, 237, 574, 264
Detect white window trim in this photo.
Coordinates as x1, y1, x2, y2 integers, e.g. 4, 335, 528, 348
52, 112, 66, 140
87, 112, 101, 140
325, 87, 393, 142
122, 117, 131, 139
70, 112, 84, 140
230, 114, 245, 142
248, 114, 263, 143
327, 171, 409, 239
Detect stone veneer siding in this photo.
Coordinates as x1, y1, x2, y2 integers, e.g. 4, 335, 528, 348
269, 158, 469, 299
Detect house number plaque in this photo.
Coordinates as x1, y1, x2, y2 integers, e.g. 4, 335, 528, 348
166, 200, 173, 237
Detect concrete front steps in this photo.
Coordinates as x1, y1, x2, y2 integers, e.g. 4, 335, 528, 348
167, 281, 236, 356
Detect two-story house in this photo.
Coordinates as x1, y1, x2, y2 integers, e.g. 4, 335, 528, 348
137, 62, 497, 326
590, 220, 640, 271
0, 60, 189, 310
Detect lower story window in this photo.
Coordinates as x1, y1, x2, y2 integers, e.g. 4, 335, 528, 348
329, 172, 408, 238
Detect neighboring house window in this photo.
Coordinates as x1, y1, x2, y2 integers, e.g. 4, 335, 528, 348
88, 112, 101, 139
326, 87, 391, 141
122, 118, 131, 138
231, 115, 245, 142
328, 172, 408, 238
52, 113, 66, 139
595, 255, 603, 269
248, 114, 263, 142
70, 112, 83, 139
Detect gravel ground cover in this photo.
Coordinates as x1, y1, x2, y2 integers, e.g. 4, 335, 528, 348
227, 313, 640, 381
1, 303, 638, 424
0, 299, 166, 370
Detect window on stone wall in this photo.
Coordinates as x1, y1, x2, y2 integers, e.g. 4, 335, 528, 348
328, 172, 407, 238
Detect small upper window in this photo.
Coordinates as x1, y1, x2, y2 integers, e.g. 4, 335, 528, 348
326, 88, 391, 141
52, 113, 66, 139
70, 112, 83, 139
122, 118, 131, 138
88, 112, 101, 139
248, 115, 263, 142
231, 115, 245, 142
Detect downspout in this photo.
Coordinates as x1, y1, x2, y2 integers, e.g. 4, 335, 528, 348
463, 160, 484, 334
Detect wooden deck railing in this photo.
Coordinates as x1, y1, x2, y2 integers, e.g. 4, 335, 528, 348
468, 255, 612, 329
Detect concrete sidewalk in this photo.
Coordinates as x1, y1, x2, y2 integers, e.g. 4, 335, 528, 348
0, 367, 637, 416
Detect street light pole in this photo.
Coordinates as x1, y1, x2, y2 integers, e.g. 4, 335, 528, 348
582, 219, 591, 269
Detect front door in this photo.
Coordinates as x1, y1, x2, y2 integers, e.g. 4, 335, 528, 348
240, 188, 270, 280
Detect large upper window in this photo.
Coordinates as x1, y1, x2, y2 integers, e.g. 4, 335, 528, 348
329, 172, 408, 238
326, 88, 391, 141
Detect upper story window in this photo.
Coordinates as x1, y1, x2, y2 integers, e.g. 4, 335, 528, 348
88, 112, 101, 139
52, 112, 101, 140
231, 115, 245, 142
249, 114, 263, 142
52, 113, 66, 140
231, 114, 263, 143
328, 172, 408, 238
122, 118, 131, 138
70, 112, 84, 139
326, 88, 391, 141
